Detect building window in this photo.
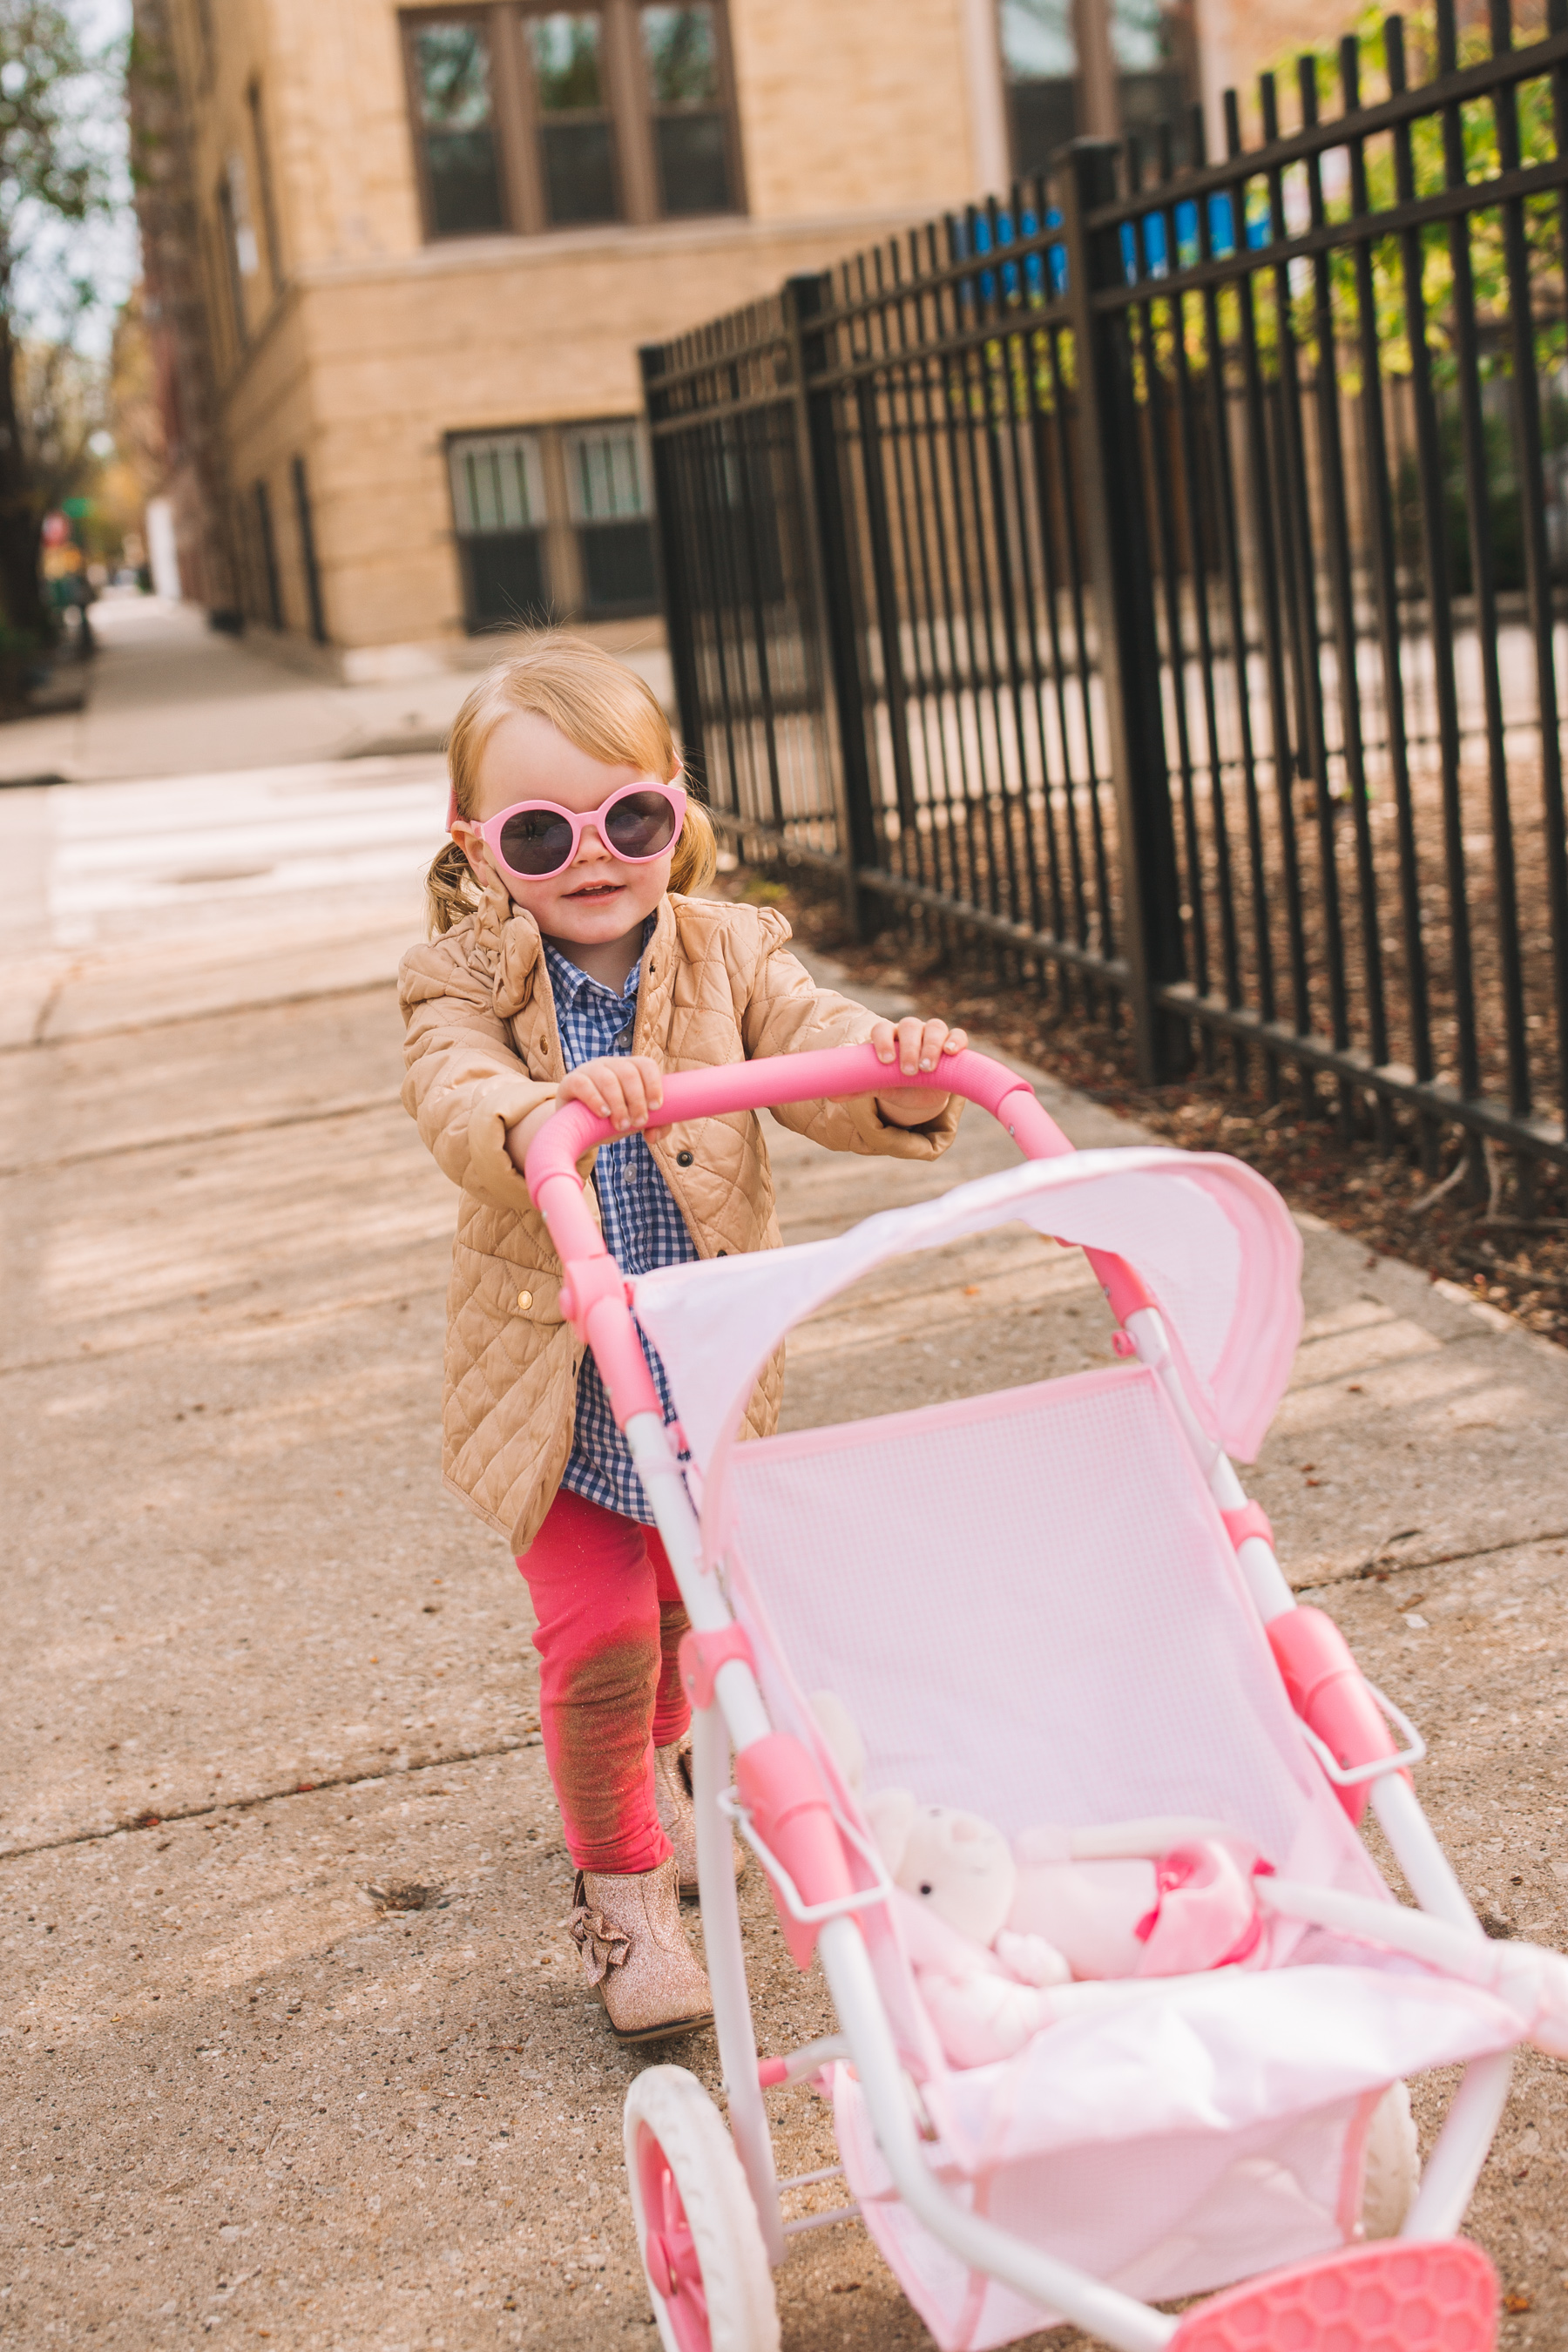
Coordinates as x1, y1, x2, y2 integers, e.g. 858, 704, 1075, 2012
1112, 0, 1192, 143
449, 430, 550, 629
215, 171, 249, 352
566, 423, 656, 613
530, 13, 619, 224
402, 1, 742, 238
409, 16, 508, 235
1000, 0, 1193, 175
448, 421, 658, 630
247, 80, 286, 287
642, 5, 734, 216
254, 481, 282, 627
293, 456, 328, 644
1000, 0, 1077, 175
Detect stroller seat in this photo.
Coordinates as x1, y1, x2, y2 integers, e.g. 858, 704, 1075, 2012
716, 1365, 1519, 2344
527, 1062, 1541, 2352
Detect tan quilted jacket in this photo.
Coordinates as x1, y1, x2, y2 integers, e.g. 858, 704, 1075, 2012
398, 879, 962, 1551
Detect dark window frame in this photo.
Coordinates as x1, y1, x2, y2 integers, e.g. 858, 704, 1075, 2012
214, 171, 248, 354
447, 417, 659, 631
400, 1, 744, 241
562, 416, 658, 617
447, 426, 553, 633
254, 479, 283, 627
292, 456, 328, 644
246, 78, 287, 291
402, 9, 517, 240
523, 9, 625, 228
634, 2, 744, 221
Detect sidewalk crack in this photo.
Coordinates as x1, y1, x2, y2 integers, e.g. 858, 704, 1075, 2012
0, 1733, 544, 1866
1298, 1524, 1568, 1593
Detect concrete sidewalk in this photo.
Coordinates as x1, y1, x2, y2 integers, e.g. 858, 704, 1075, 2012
3, 564, 1567, 2352
0, 598, 672, 788
4, 876, 1568, 2352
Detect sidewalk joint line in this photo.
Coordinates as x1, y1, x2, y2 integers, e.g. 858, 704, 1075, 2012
0, 1735, 543, 1866
29, 977, 65, 1047
0, 1093, 402, 1179
1299, 1525, 1568, 1592
0, 1281, 450, 1377
6, 976, 397, 1058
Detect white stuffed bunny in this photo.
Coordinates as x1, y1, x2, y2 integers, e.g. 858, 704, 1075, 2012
808, 1693, 1422, 2234
809, 1690, 1227, 1983
862, 1787, 1073, 2065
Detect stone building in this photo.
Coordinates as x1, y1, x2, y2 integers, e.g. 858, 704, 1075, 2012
132, 0, 1361, 679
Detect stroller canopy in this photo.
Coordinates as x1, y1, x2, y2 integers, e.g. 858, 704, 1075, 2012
632, 1146, 1303, 1485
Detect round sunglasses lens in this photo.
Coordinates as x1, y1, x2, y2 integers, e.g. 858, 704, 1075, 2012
497, 808, 576, 876
604, 791, 676, 860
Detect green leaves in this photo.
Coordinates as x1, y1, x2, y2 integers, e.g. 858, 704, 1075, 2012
0, 0, 121, 308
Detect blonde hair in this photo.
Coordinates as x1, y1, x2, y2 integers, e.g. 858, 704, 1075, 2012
426, 632, 718, 935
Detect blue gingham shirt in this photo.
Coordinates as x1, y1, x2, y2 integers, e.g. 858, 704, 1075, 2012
544, 925, 697, 1523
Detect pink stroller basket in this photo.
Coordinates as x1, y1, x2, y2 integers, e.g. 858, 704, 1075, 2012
527, 1045, 1566, 2352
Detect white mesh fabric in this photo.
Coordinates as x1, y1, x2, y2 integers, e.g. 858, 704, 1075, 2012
725, 1365, 1356, 1860
717, 1362, 1526, 2345
631, 1146, 1303, 1475
833, 1959, 1522, 2351
835, 2077, 1368, 2352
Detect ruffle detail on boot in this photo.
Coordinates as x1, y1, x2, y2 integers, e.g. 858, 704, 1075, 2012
565, 1897, 632, 1986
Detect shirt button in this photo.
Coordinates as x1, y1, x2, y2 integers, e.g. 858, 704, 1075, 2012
676, 1149, 694, 1167
614, 1031, 633, 1051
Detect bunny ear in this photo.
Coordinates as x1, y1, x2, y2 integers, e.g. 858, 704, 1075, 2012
864, 1787, 917, 1877
809, 1690, 866, 1797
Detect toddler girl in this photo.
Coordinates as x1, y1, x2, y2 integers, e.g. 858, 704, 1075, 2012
400, 636, 966, 2044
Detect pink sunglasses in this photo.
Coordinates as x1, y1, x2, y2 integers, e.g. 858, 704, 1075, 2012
449, 773, 686, 887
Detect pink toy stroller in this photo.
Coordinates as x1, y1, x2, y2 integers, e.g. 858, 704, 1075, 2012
526, 1045, 1568, 2352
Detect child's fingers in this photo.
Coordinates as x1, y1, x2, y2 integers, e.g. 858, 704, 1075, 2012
870, 1017, 897, 1064
585, 1061, 634, 1126
914, 1017, 957, 1071
561, 1058, 665, 1130
561, 1067, 612, 1118
893, 1016, 929, 1077
613, 1062, 653, 1130
632, 1055, 666, 1115
939, 1026, 969, 1057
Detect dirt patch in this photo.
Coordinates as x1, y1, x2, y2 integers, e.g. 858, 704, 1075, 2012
364, 1878, 448, 1913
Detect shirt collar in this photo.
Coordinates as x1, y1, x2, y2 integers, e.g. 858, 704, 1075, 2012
541, 915, 655, 1008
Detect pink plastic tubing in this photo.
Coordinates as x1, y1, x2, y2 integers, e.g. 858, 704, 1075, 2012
524, 1044, 1152, 1429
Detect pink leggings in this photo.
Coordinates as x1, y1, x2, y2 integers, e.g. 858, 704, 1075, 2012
515, 1485, 690, 1875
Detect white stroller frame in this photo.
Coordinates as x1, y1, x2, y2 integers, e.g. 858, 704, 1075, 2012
526, 1042, 1526, 2352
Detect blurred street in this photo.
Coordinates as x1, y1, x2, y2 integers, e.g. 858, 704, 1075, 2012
5, 601, 1568, 2349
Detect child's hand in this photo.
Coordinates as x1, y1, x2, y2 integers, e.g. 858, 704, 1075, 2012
560, 1055, 666, 1132
503, 1056, 666, 1174
870, 1017, 968, 1127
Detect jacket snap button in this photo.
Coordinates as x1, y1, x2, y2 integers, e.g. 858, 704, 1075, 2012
676, 1149, 694, 1166
516, 1288, 533, 1312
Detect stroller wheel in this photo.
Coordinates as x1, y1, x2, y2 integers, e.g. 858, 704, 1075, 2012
624, 2066, 780, 2352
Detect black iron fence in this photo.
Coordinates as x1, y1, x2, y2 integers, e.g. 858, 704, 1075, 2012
641, 0, 1568, 1173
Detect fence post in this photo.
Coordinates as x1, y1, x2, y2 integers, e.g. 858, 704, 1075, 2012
1059, 139, 1187, 1082
783, 272, 881, 939
639, 341, 706, 792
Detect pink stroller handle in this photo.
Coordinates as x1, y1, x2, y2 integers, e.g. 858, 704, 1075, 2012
524, 1043, 1152, 1425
